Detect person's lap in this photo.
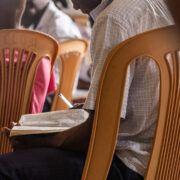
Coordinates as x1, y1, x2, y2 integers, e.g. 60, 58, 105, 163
0, 148, 143, 180
0, 148, 85, 180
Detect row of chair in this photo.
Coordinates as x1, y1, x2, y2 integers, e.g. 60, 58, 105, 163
0, 29, 87, 154
0, 26, 179, 179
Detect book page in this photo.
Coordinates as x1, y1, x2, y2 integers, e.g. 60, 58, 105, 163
10, 109, 89, 136
10, 126, 70, 136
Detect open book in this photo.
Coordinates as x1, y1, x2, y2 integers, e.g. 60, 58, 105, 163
10, 109, 89, 137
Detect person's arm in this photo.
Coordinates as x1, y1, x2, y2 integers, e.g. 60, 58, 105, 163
4, 110, 94, 152
49, 109, 94, 151
167, 0, 180, 26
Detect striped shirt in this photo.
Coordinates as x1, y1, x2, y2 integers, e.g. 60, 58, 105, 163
83, 0, 173, 176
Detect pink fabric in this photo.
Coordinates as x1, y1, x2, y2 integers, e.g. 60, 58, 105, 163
46, 66, 56, 94
29, 58, 56, 113
1, 50, 56, 114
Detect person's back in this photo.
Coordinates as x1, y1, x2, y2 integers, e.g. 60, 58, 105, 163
83, 0, 174, 176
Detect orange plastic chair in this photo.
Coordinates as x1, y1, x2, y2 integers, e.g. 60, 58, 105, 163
0, 29, 59, 154
82, 25, 180, 180
51, 39, 88, 111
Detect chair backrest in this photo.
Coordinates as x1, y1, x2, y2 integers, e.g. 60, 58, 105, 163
0, 29, 59, 154
81, 25, 180, 180
51, 39, 88, 111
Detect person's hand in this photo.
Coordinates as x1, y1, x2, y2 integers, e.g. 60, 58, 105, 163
1, 123, 25, 151
70, 103, 84, 109
2, 128, 38, 151
2, 123, 37, 151
2, 122, 20, 138
2, 123, 61, 151
2, 126, 11, 137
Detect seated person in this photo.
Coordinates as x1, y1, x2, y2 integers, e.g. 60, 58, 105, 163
0, 0, 174, 179
0, 0, 56, 113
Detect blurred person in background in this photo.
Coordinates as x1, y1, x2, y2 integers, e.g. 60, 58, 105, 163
0, 0, 56, 114
22, 0, 81, 41
22, 0, 82, 111
54, 0, 92, 92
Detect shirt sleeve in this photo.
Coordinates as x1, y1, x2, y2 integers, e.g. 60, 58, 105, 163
83, 15, 136, 118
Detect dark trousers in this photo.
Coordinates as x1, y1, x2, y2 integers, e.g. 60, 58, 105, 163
0, 148, 143, 180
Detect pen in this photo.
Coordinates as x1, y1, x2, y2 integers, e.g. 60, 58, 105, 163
58, 93, 73, 108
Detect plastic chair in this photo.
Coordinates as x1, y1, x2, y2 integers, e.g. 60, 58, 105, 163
51, 39, 88, 111
82, 25, 180, 180
0, 29, 59, 154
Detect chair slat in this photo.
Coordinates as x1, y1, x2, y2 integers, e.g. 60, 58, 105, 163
11, 49, 23, 121
156, 51, 179, 179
